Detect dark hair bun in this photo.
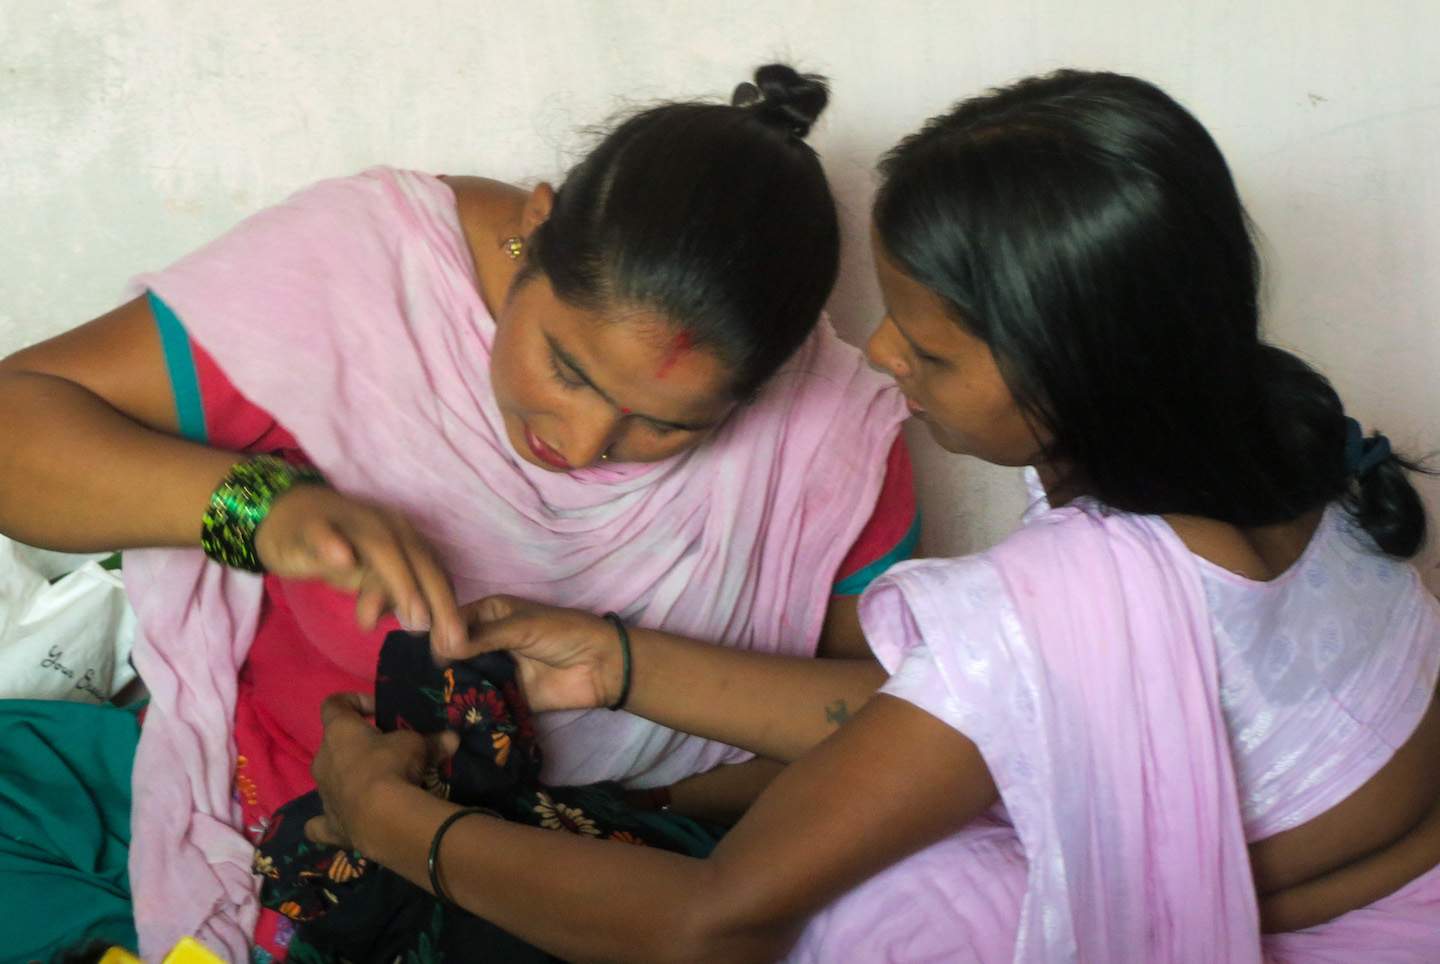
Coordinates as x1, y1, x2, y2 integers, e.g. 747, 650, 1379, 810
741, 63, 830, 138
1349, 444, 1429, 557
525, 63, 840, 399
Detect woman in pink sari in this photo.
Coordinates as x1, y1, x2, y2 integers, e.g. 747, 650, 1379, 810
306, 70, 1440, 961
0, 66, 917, 961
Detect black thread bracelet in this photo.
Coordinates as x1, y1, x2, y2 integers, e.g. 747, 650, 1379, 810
427, 807, 489, 906
603, 611, 632, 711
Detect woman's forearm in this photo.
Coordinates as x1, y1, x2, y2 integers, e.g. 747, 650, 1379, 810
0, 370, 233, 550
622, 626, 886, 763
318, 695, 988, 964
664, 757, 786, 824
359, 783, 784, 964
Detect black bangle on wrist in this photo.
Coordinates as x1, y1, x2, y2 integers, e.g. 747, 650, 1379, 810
427, 806, 490, 906
603, 611, 632, 711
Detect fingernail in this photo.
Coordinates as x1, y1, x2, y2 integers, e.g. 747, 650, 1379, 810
399, 610, 430, 634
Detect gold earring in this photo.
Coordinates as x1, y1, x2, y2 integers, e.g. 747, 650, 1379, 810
600, 450, 611, 461
501, 236, 524, 260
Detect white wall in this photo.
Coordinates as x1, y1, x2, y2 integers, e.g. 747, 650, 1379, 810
4, 0, 1438, 586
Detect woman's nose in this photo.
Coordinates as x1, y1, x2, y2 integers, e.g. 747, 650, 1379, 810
865, 320, 911, 380
563, 404, 622, 468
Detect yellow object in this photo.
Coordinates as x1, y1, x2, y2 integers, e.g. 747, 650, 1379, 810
161, 937, 227, 963
96, 948, 139, 964
97, 936, 225, 964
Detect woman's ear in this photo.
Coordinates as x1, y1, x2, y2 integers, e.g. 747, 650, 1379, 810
521, 183, 556, 235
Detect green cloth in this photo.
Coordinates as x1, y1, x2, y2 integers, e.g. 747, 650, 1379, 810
0, 699, 140, 963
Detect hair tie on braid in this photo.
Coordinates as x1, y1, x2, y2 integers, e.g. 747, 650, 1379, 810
730, 82, 762, 107
1344, 417, 1392, 478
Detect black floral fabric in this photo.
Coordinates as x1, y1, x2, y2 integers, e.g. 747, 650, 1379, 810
255, 632, 724, 963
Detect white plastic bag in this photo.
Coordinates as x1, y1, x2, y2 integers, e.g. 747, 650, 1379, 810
0, 537, 137, 702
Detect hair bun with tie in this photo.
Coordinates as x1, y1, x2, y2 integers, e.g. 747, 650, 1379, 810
732, 64, 830, 139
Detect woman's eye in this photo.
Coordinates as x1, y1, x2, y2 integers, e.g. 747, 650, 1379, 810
549, 353, 585, 389
642, 420, 679, 437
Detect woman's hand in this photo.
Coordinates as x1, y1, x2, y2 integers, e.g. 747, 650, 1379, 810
463, 596, 890, 764
256, 485, 467, 654
458, 595, 625, 713
306, 692, 457, 851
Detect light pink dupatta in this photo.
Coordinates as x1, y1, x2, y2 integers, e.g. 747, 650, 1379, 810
122, 168, 906, 959
793, 504, 1263, 962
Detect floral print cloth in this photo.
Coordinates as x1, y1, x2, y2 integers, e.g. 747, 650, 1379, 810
254, 632, 723, 962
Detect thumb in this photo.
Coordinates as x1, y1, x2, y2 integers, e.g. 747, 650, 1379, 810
426, 730, 461, 764
458, 597, 528, 655
305, 814, 346, 847
321, 691, 376, 728
464, 594, 519, 627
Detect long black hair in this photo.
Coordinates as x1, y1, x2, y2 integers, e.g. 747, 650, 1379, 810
521, 64, 839, 398
875, 69, 1427, 556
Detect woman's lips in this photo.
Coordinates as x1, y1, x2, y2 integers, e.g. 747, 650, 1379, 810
904, 395, 927, 417
525, 426, 573, 470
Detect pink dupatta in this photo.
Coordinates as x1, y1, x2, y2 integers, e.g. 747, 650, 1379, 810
793, 504, 1264, 962
123, 168, 906, 959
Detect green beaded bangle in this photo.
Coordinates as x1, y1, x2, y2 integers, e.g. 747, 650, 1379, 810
201, 454, 324, 572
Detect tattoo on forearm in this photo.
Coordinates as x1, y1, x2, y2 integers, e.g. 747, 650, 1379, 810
825, 699, 852, 727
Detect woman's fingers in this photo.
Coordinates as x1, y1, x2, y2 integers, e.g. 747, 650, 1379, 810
465, 595, 520, 626
354, 571, 391, 631
306, 517, 357, 572
258, 488, 355, 579
391, 522, 465, 656
338, 512, 464, 651
341, 513, 429, 631
321, 690, 376, 727
453, 596, 528, 656
304, 814, 349, 847
268, 489, 463, 648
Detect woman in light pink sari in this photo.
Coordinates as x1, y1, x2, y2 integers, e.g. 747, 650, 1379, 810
306, 70, 1440, 961
0, 65, 918, 961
